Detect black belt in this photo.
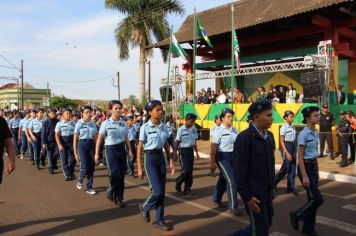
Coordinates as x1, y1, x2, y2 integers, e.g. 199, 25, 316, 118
285, 141, 295, 144
304, 159, 317, 164
145, 149, 163, 154
79, 139, 94, 142
180, 146, 194, 150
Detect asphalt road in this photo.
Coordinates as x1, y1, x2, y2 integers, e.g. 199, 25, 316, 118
1, 156, 355, 236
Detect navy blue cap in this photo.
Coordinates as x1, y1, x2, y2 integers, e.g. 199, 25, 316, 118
72, 111, 79, 116
63, 107, 72, 113
301, 106, 319, 124
80, 105, 93, 112
215, 115, 220, 121
49, 108, 57, 113
220, 108, 234, 117
283, 110, 294, 119
31, 109, 38, 113
23, 110, 30, 114
126, 115, 134, 120
248, 100, 272, 116
185, 113, 197, 120
339, 110, 347, 115
145, 100, 162, 111
109, 100, 123, 108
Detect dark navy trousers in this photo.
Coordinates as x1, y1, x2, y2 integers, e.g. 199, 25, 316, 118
105, 143, 127, 202
20, 131, 28, 156
47, 142, 58, 171
60, 136, 75, 178
11, 128, 21, 155
294, 162, 324, 233
176, 146, 194, 192
274, 142, 296, 191
127, 140, 137, 176
212, 151, 238, 210
32, 133, 44, 165
231, 200, 273, 236
142, 151, 166, 223
78, 139, 95, 190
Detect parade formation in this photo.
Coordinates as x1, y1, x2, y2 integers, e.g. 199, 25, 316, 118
1, 0, 356, 235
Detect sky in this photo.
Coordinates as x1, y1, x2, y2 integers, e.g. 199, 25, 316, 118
0, 0, 233, 101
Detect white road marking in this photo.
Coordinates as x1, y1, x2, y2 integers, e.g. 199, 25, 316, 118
125, 179, 249, 224
342, 204, 356, 212
317, 216, 356, 234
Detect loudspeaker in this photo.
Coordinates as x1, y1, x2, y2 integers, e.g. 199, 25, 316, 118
301, 71, 325, 97
159, 86, 172, 102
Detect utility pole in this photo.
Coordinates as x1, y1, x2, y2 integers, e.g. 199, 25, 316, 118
20, 60, 24, 110
47, 81, 49, 96
148, 60, 151, 100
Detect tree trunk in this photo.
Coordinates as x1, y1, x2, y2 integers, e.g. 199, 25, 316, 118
139, 45, 146, 102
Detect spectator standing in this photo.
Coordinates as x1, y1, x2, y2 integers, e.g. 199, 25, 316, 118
319, 104, 335, 159
217, 89, 227, 104
278, 86, 286, 103
286, 84, 296, 104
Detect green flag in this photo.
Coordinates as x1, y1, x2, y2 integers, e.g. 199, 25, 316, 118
171, 34, 188, 61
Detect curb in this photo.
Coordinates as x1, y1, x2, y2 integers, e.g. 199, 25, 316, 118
198, 152, 356, 184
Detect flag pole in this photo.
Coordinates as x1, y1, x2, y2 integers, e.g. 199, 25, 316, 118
165, 25, 173, 122
193, 7, 197, 104
230, 4, 235, 108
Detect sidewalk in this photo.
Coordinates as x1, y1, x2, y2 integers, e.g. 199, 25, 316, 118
196, 140, 356, 184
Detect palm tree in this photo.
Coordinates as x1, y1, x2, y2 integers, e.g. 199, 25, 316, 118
105, 0, 184, 102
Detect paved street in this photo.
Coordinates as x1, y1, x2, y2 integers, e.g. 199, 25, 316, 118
1, 156, 356, 236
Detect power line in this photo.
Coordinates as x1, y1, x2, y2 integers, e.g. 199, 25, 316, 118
0, 54, 20, 70
0, 64, 18, 70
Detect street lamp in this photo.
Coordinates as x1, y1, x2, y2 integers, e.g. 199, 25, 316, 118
0, 76, 19, 109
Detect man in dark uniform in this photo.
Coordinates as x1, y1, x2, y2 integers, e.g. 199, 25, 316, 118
231, 100, 275, 236
0, 116, 16, 184
42, 108, 59, 174
319, 104, 335, 159
337, 110, 351, 167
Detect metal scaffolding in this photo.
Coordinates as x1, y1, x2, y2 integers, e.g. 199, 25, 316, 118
161, 40, 332, 115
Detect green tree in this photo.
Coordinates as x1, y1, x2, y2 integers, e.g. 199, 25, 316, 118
105, 0, 184, 101
49, 96, 78, 109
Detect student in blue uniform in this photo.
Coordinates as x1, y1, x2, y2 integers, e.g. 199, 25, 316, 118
210, 108, 241, 216
95, 100, 133, 207
28, 109, 45, 169
42, 108, 59, 174
232, 100, 275, 236
55, 108, 76, 181
126, 115, 138, 177
19, 110, 30, 159
274, 110, 298, 195
137, 100, 175, 231
24, 109, 36, 164
174, 113, 200, 195
210, 115, 222, 138
290, 106, 323, 236
9, 110, 21, 157
73, 106, 98, 195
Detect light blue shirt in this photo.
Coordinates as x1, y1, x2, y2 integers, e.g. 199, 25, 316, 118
128, 125, 137, 141
55, 119, 76, 136
9, 118, 21, 129
74, 119, 98, 140
210, 124, 221, 137
99, 117, 128, 145
280, 122, 296, 142
176, 124, 198, 148
298, 126, 319, 160
139, 120, 169, 150
19, 118, 29, 130
28, 118, 43, 133
166, 121, 174, 137
212, 124, 239, 152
